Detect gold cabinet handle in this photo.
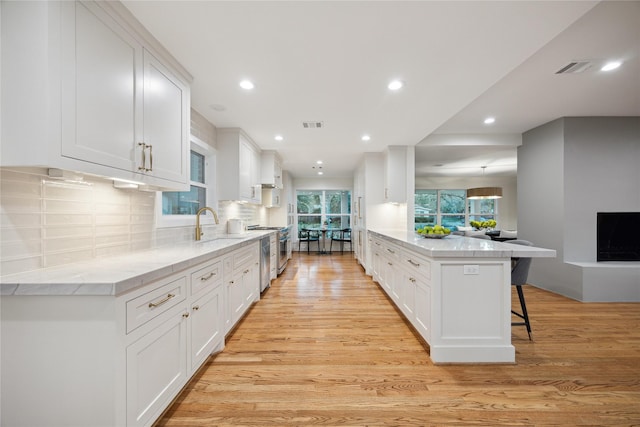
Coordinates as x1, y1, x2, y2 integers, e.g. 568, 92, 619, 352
388, 262, 393, 266
243, 269, 250, 274
387, 248, 395, 254
138, 142, 147, 171
147, 144, 153, 172
192, 305, 200, 311
409, 277, 416, 283
407, 259, 420, 267
182, 312, 190, 318
148, 293, 175, 308
201, 272, 216, 281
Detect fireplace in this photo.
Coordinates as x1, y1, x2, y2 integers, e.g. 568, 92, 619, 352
597, 212, 640, 261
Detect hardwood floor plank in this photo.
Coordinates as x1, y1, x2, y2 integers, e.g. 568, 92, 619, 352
155, 253, 640, 426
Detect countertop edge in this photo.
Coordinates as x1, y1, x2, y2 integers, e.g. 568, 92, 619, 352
0, 231, 276, 297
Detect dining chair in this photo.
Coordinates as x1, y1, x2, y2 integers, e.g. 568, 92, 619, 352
330, 228, 352, 254
298, 229, 320, 253
509, 239, 534, 340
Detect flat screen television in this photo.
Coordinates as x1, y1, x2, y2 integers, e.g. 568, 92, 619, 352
597, 212, 640, 261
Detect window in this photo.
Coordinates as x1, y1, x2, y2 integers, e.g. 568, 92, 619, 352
414, 189, 497, 230
156, 137, 216, 227
297, 190, 351, 234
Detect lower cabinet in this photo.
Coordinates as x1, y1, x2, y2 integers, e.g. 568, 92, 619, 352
126, 306, 188, 427
370, 235, 432, 346
0, 241, 260, 427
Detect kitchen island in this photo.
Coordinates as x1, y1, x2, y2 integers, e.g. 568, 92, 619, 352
0, 231, 274, 427
368, 229, 556, 364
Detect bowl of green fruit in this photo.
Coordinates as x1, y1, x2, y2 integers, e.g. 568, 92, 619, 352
416, 225, 451, 238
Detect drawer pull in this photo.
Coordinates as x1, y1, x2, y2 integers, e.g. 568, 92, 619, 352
182, 312, 190, 318
386, 248, 395, 254
148, 293, 175, 308
409, 277, 416, 283
193, 305, 200, 311
407, 259, 420, 267
200, 272, 216, 281
243, 269, 250, 274
388, 262, 393, 266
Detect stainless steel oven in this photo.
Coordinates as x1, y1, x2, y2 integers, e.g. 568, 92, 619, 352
277, 227, 290, 274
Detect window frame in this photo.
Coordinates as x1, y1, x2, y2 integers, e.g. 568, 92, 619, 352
155, 136, 217, 228
414, 189, 498, 229
296, 189, 351, 234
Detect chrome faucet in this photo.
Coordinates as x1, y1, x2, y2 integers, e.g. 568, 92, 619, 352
195, 207, 219, 241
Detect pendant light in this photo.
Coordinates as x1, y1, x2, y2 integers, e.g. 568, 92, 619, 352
467, 166, 502, 199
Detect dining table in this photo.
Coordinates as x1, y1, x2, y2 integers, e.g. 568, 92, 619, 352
308, 227, 332, 254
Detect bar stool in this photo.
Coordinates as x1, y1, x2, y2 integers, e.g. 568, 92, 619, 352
509, 240, 534, 340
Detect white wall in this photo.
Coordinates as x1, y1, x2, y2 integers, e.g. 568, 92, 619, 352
415, 175, 518, 230
519, 117, 640, 302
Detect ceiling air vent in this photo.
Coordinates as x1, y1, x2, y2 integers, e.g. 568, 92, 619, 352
555, 61, 593, 74
302, 121, 324, 129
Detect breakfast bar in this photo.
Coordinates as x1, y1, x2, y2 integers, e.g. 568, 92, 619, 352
368, 229, 556, 364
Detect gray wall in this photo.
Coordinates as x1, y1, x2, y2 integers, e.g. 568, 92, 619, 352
519, 117, 640, 301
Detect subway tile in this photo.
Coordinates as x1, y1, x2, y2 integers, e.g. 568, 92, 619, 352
1, 213, 41, 228
43, 199, 93, 214
44, 249, 94, 268
95, 243, 131, 258
42, 180, 94, 201
1, 239, 42, 259
95, 234, 130, 247
44, 225, 93, 239
1, 256, 43, 276
0, 196, 41, 213
44, 237, 93, 253
45, 213, 93, 226
94, 224, 130, 237
0, 179, 42, 198
95, 214, 130, 226
0, 227, 42, 242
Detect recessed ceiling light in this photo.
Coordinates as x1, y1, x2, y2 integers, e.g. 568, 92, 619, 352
601, 61, 622, 72
274, 135, 283, 141
388, 80, 404, 91
239, 80, 255, 90
361, 135, 371, 141
318, 171, 323, 175
316, 160, 323, 165
484, 117, 496, 125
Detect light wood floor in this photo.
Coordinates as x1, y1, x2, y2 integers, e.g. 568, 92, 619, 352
156, 253, 640, 426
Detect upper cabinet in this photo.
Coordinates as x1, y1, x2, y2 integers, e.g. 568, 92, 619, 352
383, 146, 408, 204
1, 1, 192, 190
217, 128, 262, 204
260, 151, 283, 189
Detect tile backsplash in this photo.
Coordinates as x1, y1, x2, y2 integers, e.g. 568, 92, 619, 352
0, 168, 265, 276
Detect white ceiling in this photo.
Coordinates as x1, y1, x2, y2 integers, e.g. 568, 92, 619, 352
122, 1, 640, 179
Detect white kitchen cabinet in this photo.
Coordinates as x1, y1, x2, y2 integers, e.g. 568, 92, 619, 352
383, 146, 407, 203
262, 187, 281, 208
1, 1, 191, 190
224, 242, 260, 334
261, 150, 283, 188
189, 284, 224, 372
126, 305, 188, 427
217, 129, 262, 204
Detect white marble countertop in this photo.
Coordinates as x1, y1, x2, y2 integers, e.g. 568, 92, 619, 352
369, 229, 557, 259
0, 231, 275, 297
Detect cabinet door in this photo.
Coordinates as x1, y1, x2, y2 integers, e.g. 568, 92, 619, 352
400, 272, 416, 321
126, 311, 188, 427
227, 273, 246, 330
414, 280, 432, 342
244, 261, 260, 305
141, 50, 188, 184
239, 140, 253, 200
190, 286, 223, 373
61, 1, 142, 172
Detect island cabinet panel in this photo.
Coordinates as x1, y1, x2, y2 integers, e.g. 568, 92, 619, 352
368, 230, 515, 364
